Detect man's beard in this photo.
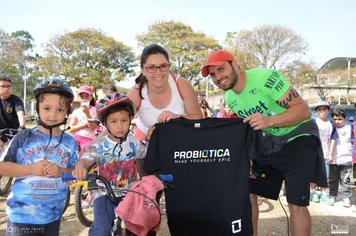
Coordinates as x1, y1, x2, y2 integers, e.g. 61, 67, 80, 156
221, 71, 238, 91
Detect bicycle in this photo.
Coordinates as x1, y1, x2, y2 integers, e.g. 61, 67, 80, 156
66, 164, 99, 226
62, 172, 173, 235
0, 128, 18, 195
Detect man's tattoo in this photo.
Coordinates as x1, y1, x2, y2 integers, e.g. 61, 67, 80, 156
277, 89, 300, 108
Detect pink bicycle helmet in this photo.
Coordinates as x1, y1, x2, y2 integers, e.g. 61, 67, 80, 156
96, 93, 135, 124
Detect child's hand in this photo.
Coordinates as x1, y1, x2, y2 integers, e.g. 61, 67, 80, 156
43, 162, 62, 177
146, 126, 156, 142
72, 167, 88, 181
328, 154, 333, 164
31, 160, 49, 176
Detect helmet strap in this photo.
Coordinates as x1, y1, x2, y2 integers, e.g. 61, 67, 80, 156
37, 117, 68, 131
37, 117, 69, 153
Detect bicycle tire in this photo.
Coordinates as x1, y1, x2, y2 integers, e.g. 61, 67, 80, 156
74, 185, 94, 227
0, 175, 13, 195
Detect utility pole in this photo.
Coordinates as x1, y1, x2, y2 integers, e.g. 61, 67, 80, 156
23, 68, 27, 111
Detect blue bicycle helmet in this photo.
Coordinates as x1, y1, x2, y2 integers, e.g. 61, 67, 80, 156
34, 77, 74, 102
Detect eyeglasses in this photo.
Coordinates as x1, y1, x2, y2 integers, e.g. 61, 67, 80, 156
0, 85, 12, 89
145, 63, 170, 73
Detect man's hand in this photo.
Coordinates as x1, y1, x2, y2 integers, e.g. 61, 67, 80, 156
243, 113, 272, 130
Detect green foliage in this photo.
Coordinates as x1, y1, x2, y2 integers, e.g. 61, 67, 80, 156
282, 60, 318, 87
36, 28, 136, 92
0, 29, 38, 98
136, 21, 221, 82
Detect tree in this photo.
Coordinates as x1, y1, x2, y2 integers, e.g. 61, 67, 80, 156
225, 25, 308, 70
36, 28, 136, 92
224, 32, 260, 70
282, 60, 331, 100
136, 21, 221, 82
282, 60, 317, 87
0, 29, 38, 99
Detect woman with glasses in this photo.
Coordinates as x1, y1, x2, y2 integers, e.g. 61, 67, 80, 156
128, 44, 203, 141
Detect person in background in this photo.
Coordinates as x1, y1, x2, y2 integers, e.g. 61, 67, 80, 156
0, 76, 26, 130
329, 108, 353, 207
69, 85, 97, 150
102, 83, 118, 96
310, 101, 337, 204
348, 116, 354, 124
198, 97, 212, 118
128, 44, 203, 142
69, 85, 98, 208
202, 49, 327, 236
0, 77, 78, 236
216, 102, 235, 118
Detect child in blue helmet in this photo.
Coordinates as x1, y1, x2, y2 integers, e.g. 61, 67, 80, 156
72, 93, 146, 236
0, 77, 78, 236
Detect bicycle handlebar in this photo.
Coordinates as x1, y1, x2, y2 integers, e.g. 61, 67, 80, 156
62, 172, 174, 204
0, 128, 18, 141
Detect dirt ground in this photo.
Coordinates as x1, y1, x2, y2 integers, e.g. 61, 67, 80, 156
1, 187, 355, 236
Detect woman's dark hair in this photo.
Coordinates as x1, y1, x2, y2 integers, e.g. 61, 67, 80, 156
89, 97, 96, 106
103, 83, 118, 93
136, 44, 170, 99
199, 97, 211, 118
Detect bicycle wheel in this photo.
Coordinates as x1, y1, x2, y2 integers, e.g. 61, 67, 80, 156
74, 185, 94, 227
0, 175, 13, 196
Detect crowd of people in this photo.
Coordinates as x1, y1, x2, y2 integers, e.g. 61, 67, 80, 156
0, 45, 355, 236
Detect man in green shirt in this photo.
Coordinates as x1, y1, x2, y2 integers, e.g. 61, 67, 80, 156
202, 50, 327, 236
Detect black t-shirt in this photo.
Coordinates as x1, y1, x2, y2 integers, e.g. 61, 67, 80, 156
0, 94, 24, 129
144, 118, 263, 236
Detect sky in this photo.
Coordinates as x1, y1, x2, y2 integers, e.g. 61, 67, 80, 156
1, 0, 356, 73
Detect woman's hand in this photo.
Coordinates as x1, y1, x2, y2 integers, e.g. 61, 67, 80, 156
157, 110, 181, 123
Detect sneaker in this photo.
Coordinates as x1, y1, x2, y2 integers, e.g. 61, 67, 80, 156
343, 198, 352, 208
329, 197, 336, 206
310, 191, 320, 203
320, 193, 329, 204
279, 196, 288, 206
81, 195, 93, 208
352, 205, 356, 213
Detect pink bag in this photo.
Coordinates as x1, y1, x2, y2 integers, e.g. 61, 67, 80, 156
115, 175, 164, 236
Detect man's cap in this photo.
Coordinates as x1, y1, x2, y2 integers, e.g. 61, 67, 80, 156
201, 50, 235, 77
77, 85, 93, 95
